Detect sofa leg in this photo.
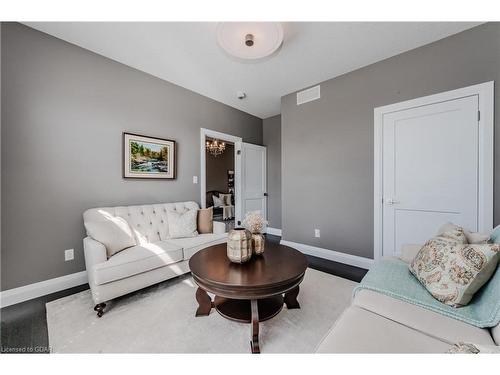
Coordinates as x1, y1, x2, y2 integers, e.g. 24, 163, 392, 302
94, 303, 106, 317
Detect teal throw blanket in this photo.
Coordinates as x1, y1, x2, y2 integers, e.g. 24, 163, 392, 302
354, 258, 500, 328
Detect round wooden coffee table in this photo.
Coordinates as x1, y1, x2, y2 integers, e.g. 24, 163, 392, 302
189, 241, 308, 353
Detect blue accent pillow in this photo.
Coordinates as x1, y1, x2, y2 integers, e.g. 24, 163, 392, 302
490, 225, 500, 244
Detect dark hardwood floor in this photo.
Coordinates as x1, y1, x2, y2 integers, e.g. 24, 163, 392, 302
1, 234, 367, 353
266, 234, 367, 282
1, 284, 90, 353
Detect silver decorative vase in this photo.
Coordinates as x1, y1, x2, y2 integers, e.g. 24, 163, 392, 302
252, 233, 265, 255
227, 228, 252, 263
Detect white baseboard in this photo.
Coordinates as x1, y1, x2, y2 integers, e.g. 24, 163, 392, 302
0, 271, 88, 308
280, 240, 374, 270
266, 227, 282, 236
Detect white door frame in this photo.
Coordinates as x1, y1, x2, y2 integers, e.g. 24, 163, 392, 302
373, 81, 494, 261
200, 128, 243, 223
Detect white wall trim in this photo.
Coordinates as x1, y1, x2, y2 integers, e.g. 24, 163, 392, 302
373, 81, 495, 262
280, 240, 374, 270
266, 227, 282, 236
200, 128, 243, 223
0, 271, 88, 308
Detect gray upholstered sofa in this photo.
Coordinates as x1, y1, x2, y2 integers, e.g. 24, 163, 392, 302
316, 245, 499, 353
83, 201, 226, 316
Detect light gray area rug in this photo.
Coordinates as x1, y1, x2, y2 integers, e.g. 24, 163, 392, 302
46, 268, 356, 353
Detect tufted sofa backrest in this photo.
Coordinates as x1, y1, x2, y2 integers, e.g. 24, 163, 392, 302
83, 201, 199, 244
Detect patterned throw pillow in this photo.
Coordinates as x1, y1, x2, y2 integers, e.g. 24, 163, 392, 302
409, 228, 500, 307
447, 342, 481, 353
448, 342, 500, 354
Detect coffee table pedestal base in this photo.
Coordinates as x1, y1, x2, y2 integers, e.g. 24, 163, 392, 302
214, 295, 284, 323
214, 296, 284, 354
194, 286, 302, 353
194, 287, 302, 353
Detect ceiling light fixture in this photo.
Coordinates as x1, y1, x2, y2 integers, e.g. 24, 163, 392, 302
216, 22, 284, 60
245, 34, 254, 47
206, 138, 226, 157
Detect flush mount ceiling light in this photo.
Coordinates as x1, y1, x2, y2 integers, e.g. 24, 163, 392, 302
216, 22, 284, 60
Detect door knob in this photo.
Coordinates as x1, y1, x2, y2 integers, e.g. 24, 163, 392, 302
264, 193, 268, 197
386, 198, 400, 205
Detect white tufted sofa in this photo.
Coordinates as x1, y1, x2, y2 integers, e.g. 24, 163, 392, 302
83, 201, 226, 316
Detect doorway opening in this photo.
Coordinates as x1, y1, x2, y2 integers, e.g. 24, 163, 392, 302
200, 129, 242, 231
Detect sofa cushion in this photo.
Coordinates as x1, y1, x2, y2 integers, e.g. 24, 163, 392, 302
353, 289, 495, 345
84, 216, 137, 258
316, 306, 451, 353
165, 233, 227, 260
83, 201, 200, 244
92, 241, 183, 285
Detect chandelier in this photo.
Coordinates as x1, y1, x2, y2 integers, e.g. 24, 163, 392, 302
206, 138, 226, 157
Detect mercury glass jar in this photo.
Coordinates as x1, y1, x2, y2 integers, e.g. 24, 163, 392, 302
251, 233, 265, 255
227, 228, 252, 263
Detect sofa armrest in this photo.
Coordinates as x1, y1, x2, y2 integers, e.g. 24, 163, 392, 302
399, 244, 422, 264
83, 237, 107, 278
213, 221, 226, 235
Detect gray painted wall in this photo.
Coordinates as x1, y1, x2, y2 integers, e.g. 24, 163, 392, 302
1, 23, 262, 290
0, 24, 2, 286
263, 115, 281, 229
281, 22, 500, 259
206, 143, 234, 193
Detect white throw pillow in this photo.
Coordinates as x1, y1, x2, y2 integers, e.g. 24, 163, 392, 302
438, 222, 490, 244
219, 193, 232, 206
213, 195, 223, 207
167, 209, 198, 239
85, 217, 136, 258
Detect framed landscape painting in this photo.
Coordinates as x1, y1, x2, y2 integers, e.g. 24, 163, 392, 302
123, 132, 176, 179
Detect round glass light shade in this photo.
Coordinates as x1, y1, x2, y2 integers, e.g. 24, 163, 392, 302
216, 22, 283, 60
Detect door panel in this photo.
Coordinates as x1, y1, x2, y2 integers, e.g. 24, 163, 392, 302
382, 95, 479, 256
394, 210, 461, 251
241, 143, 267, 227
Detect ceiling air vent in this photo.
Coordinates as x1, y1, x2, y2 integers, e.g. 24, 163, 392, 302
297, 85, 320, 105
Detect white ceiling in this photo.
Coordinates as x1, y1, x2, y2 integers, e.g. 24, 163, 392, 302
24, 22, 481, 119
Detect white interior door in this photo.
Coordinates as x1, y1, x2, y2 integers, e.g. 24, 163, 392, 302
240, 143, 267, 228
382, 95, 479, 257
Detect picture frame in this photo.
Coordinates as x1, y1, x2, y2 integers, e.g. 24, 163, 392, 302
123, 132, 176, 179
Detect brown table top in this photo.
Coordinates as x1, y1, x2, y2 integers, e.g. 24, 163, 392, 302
189, 241, 308, 289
